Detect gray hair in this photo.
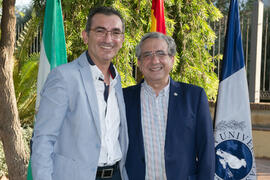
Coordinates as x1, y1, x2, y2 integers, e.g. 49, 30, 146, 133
135, 32, 176, 60
85, 6, 125, 33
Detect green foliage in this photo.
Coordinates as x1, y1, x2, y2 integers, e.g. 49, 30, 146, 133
13, 53, 39, 127
213, 0, 255, 15
15, 12, 40, 127
15, 13, 40, 65
167, 0, 222, 100
16, 3, 33, 24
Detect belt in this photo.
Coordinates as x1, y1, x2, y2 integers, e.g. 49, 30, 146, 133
96, 162, 119, 179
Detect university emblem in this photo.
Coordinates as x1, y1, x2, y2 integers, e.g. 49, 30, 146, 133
214, 120, 256, 180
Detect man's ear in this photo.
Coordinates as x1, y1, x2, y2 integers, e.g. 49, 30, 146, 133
171, 56, 175, 63
82, 30, 88, 44
170, 56, 174, 65
119, 35, 125, 48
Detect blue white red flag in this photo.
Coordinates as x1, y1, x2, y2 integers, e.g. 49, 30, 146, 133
214, 0, 256, 179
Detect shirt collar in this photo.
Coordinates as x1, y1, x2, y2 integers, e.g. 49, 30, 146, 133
85, 50, 116, 79
142, 79, 170, 97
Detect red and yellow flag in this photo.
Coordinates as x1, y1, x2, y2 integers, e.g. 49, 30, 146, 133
150, 0, 166, 34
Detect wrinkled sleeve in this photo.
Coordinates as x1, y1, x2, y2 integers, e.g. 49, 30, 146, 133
31, 68, 69, 180
196, 89, 215, 180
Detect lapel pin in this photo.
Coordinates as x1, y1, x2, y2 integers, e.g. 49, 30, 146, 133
174, 92, 178, 96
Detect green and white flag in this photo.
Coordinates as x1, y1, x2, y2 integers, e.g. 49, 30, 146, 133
27, 0, 67, 179
35, 0, 67, 108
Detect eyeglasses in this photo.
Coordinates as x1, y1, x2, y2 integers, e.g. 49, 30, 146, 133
90, 28, 124, 40
141, 50, 169, 60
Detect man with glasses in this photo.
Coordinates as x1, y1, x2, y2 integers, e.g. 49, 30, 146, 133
123, 32, 215, 180
31, 6, 128, 180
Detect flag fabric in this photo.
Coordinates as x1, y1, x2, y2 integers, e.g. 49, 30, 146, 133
27, 0, 67, 179
214, 0, 256, 179
150, 0, 166, 34
35, 0, 67, 108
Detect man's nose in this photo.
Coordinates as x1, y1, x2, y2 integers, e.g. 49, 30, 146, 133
104, 32, 113, 42
151, 54, 160, 64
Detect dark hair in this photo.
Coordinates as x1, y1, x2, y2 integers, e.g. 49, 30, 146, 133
136, 32, 176, 60
85, 6, 125, 33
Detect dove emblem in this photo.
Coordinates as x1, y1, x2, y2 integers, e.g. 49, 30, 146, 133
216, 149, 247, 169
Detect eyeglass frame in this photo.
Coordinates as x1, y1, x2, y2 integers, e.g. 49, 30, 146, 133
90, 27, 124, 40
140, 50, 171, 60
